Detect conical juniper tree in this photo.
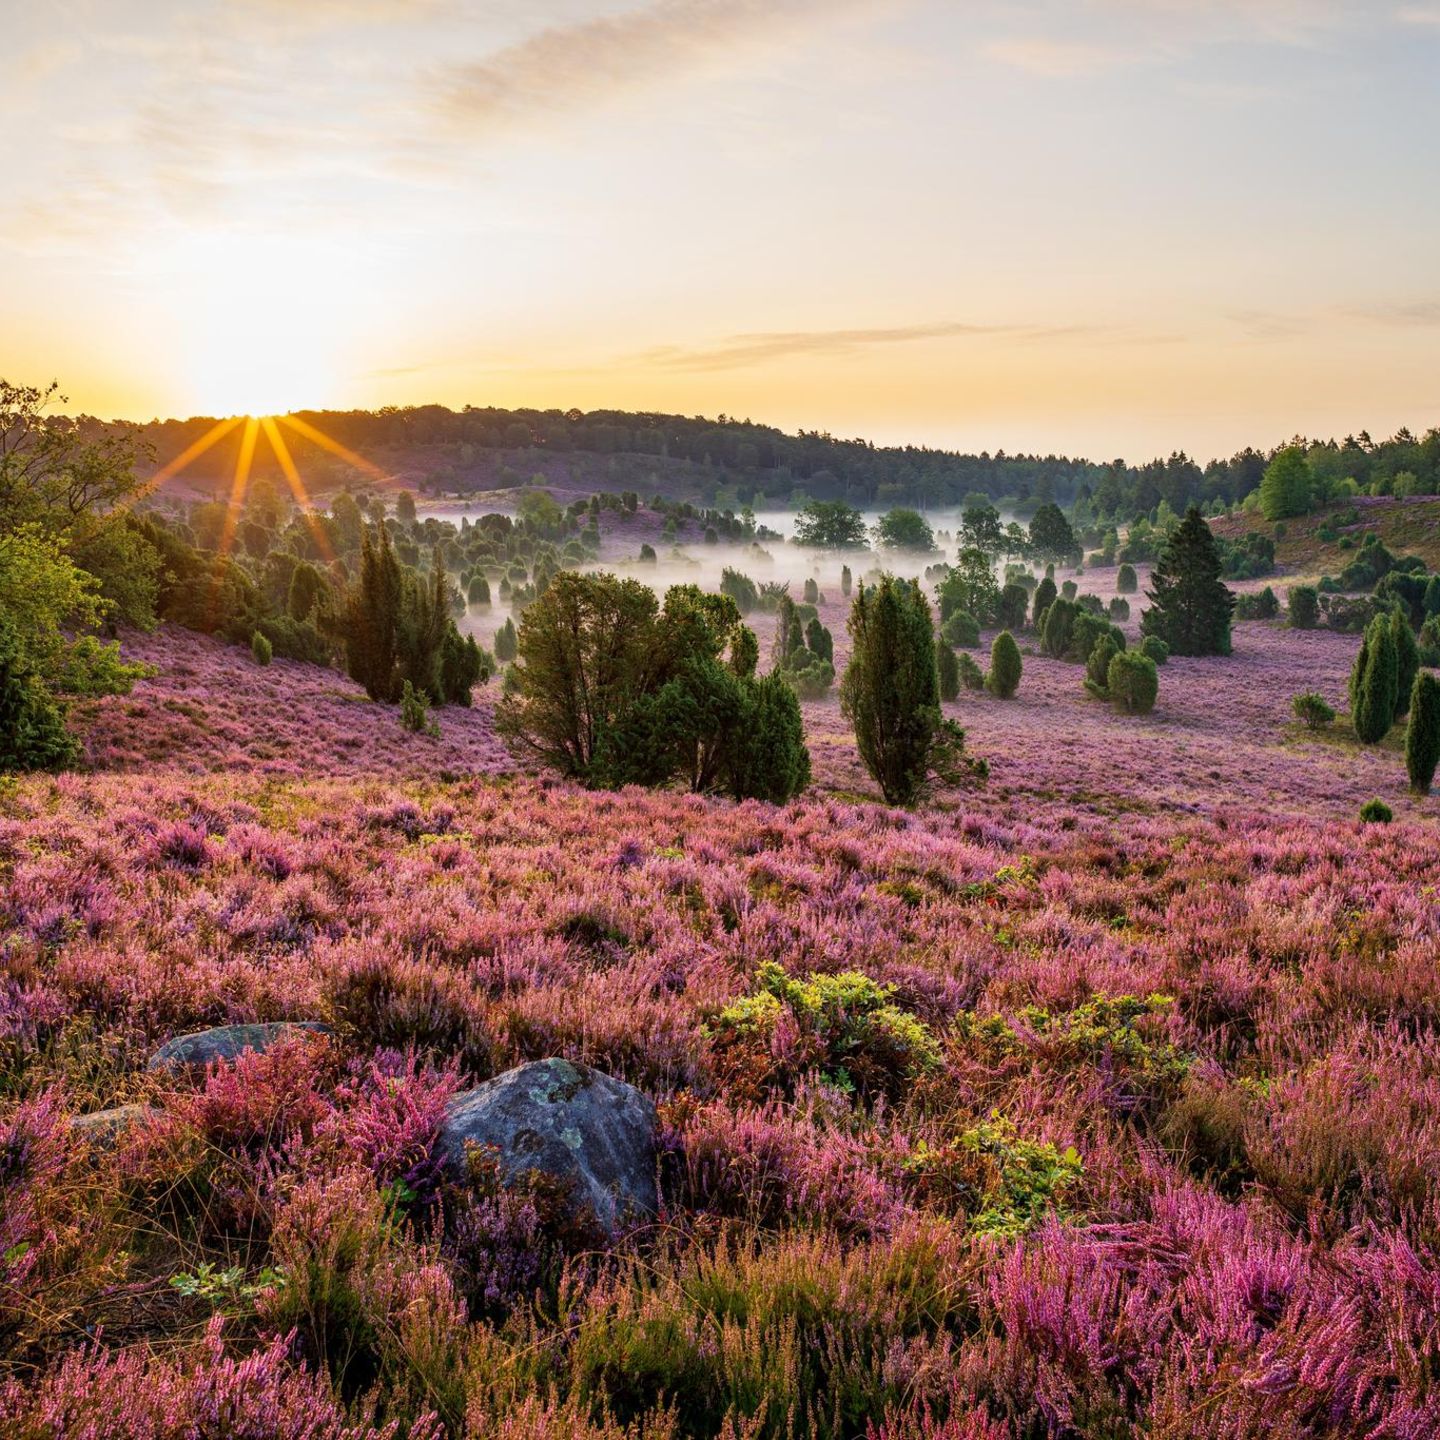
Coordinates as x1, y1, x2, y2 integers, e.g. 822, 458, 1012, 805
1350, 612, 1398, 744
1407, 672, 1440, 794
1140, 506, 1235, 657
841, 576, 981, 805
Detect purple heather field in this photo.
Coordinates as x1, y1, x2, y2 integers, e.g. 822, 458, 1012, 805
5, 567, 1440, 1440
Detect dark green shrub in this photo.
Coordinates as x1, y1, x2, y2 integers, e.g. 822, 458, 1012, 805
997, 582, 1029, 630
1234, 586, 1279, 621
400, 679, 436, 735
1040, 597, 1077, 658
803, 577, 820, 605
986, 631, 1022, 698
1407, 672, 1440, 795
958, 652, 985, 691
494, 617, 517, 663
937, 643, 960, 702
1108, 651, 1158, 714
1349, 614, 1398, 743
1288, 585, 1319, 629
251, 631, 273, 666
1292, 691, 1335, 730
0, 617, 80, 773
467, 574, 491, 606
1061, 580, 1078, 602
1140, 634, 1169, 665
1031, 576, 1057, 629
1391, 609, 1420, 720
1359, 797, 1393, 824
940, 610, 979, 648
1108, 596, 1130, 621
1085, 636, 1119, 697
1116, 563, 1138, 594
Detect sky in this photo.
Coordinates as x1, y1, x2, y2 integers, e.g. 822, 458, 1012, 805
3, 0, 1438, 462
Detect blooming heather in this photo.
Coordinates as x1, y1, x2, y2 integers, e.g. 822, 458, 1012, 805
1, 620, 1438, 1436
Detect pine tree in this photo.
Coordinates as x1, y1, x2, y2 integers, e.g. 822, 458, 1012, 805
1407, 672, 1440, 794
1352, 613, 1398, 744
840, 576, 943, 805
1258, 446, 1312, 520
1140, 506, 1235, 657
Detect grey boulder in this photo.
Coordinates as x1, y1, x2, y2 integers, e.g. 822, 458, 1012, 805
440, 1058, 658, 1235
71, 1103, 156, 1148
147, 1021, 329, 1072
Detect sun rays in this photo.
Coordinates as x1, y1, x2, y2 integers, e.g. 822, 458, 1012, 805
149, 409, 388, 571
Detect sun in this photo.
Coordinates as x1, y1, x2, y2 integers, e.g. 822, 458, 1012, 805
157, 230, 359, 419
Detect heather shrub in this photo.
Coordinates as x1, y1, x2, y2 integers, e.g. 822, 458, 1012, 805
325, 953, 495, 1077
1291, 690, 1335, 730
250, 629, 273, 666
565, 1221, 965, 1440
665, 1097, 903, 1239
984, 631, 1021, 698
708, 962, 942, 1102
1407, 672, 1440, 794
1359, 797, 1393, 823
1288, 583, 1319, 628
0, 1314, 430, 1440
1106, 651, 1158, 715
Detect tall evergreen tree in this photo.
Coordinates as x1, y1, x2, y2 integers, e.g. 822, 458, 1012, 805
1407, 672, 1440, 794
1028, 504, 1078, 563
1140, 506, 1235, 656
840, 576, 944, 805
1351, 613, 1398, 744
1031, 576, 1057, 629
344, 523, 403, 701
1390, 608, 1420, 721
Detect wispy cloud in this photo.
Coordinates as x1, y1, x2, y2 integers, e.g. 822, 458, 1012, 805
627, 320, 1100, 371
981, 37, 1138, 77
435, 0, 871, 133
1343, 299, 1440, 327
1395, 3, 1440, 24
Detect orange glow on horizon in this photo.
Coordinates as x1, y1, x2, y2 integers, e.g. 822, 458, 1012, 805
278, 412, 390, 483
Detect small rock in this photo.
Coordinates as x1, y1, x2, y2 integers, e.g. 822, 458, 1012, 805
147, 1021, 329, 1072
440, 1058, 657, 1235
71, 1103, 156, 1148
